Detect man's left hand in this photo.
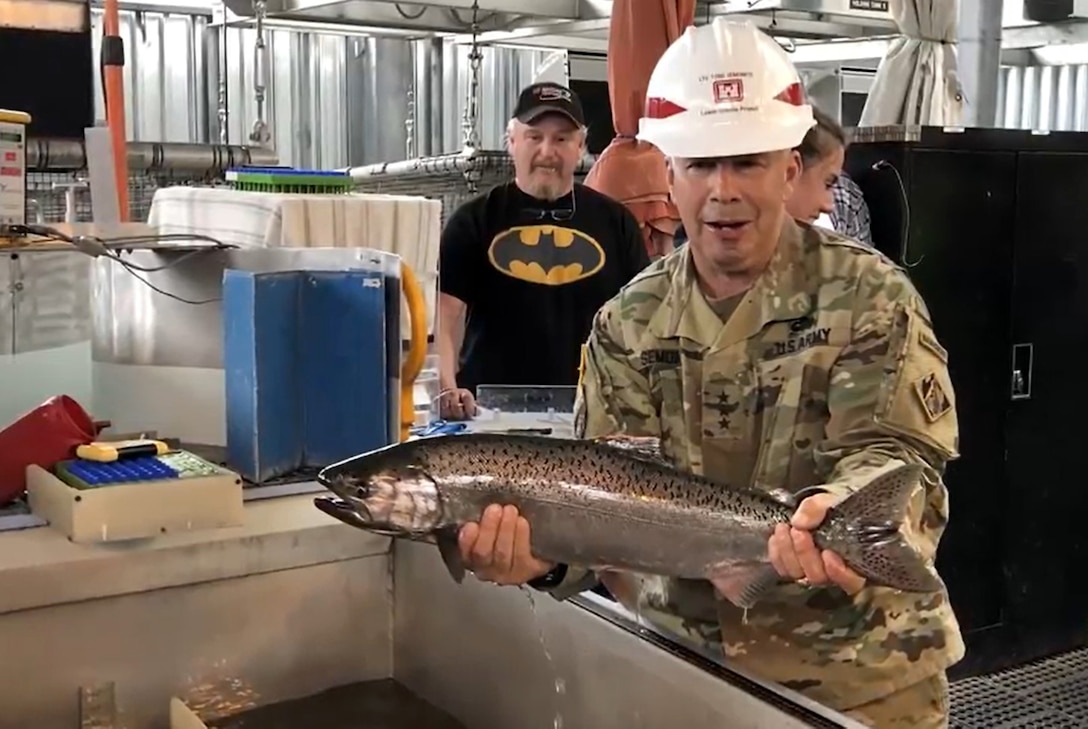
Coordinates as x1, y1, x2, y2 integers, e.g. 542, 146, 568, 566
768, 492, 867, 595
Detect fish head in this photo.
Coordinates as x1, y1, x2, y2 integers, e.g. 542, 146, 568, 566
317, 449, 444, 535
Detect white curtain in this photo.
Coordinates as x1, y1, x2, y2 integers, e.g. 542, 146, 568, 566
859, 0, 963, 126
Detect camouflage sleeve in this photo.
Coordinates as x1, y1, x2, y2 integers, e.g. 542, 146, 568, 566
813, 263, 960, 561
573, 305, 661, 441
545, 304, 659, 601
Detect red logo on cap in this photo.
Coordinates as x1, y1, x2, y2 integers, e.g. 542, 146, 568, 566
537, 86, 571, 102
713, 79, 744, 103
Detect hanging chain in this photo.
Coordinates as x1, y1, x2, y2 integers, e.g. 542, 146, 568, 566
216, 0, 229, 143
460, 0, 483, 151
405, 37, 416, 158
248, 0, 271, 146
405, 84, 416, 158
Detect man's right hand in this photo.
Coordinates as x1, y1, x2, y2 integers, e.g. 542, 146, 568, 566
458, 504, 553, 586
438, 387, 478, 421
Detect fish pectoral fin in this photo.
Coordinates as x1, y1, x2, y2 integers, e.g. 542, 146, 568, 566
707, 562, 783, 609
435, 526, 467, 585
592, 434, 672, 467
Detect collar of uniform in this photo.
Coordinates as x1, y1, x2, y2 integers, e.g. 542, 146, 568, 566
646, 217, 817, 349
645, 243, 698, 342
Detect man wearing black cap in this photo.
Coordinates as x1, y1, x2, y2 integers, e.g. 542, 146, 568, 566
437, 81, 650, 420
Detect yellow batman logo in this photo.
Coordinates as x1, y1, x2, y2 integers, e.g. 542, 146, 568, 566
488, 225, 606, 286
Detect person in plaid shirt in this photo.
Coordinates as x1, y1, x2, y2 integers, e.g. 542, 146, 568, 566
830, 171, 873, 248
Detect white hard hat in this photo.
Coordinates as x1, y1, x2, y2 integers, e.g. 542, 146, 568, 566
637, 18, 816, 159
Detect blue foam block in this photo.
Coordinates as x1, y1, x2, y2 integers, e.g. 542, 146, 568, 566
298, 270, 389, 466
223, 270, 304, 483
223, 268, 391, 483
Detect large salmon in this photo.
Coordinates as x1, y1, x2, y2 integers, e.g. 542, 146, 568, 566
313, 432, 942, 608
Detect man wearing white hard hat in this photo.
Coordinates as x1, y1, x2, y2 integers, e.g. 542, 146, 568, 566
453, 17, 963, 728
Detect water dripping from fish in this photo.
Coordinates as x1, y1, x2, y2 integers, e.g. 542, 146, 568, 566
522, 586, 566, 729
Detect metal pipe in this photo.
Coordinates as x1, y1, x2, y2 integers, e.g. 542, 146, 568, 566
25, 139, 279, 173
347, 148, 596, 181
958, 0, 1004, 127
348, 150, 480, 180
428, 37, 444, 156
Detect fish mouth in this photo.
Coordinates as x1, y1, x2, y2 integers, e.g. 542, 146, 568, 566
316, 466, 339, 492
314, 494, 371, 521
317, 467, 368, 503
312, 496, 411, 539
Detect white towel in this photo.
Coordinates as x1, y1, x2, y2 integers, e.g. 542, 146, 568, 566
147, 186, 440, 338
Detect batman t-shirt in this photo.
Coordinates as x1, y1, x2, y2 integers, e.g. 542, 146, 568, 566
440, 181, 650, 394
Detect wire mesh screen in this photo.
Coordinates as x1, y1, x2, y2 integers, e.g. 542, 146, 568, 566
24, 150, 592, 227
350, 150, 594, 224
25, 170, 226, 224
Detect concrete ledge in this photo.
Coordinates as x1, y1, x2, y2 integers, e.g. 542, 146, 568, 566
0, 494, 391, 615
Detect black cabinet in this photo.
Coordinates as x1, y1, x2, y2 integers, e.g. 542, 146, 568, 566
846, 127, 1088, 678
0, 26, 94, 139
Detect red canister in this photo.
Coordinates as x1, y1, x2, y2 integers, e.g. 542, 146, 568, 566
0, 395, 97, 506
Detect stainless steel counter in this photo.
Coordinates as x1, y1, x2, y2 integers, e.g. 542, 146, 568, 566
0, 494, 865, 729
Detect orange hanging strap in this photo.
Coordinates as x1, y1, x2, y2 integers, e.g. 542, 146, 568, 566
100, 0, 130, 221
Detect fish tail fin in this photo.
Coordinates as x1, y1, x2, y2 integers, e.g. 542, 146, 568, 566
825, 462, 944, 594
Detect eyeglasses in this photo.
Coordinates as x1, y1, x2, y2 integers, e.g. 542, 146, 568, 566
523, 191, 576, 222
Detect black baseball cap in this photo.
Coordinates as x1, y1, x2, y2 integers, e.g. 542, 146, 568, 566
513, 82, 586, 127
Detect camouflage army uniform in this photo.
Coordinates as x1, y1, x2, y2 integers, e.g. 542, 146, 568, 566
549, 217, 965, 726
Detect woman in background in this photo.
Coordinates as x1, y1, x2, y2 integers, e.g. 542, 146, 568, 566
789, 107, 847, 225
788, 108, 873, 247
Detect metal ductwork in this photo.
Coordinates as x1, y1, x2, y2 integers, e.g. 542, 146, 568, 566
1023, 0, 1074, 22
717, 0, 891, 23
220, 0, 588, 35
712, 0, 896, 40
221, 0, 899, 47
1020, 0, 1088, 20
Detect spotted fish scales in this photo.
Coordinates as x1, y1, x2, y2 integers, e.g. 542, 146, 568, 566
314, 432, 941, 608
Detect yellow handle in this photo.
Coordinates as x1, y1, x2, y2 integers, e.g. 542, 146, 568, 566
0, 109, 31, 125
399, 261, 428, 442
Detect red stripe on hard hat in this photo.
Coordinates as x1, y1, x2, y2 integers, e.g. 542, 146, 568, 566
775, 83, 804, 106
645, 97, 687, 120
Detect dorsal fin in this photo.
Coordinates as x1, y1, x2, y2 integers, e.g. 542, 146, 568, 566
592, 434, 673, 468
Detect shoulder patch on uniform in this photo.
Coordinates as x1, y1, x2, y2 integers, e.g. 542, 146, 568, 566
918, 329, 948, 363
914, 372, 953, 423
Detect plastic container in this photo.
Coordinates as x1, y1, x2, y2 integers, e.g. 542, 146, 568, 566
224, 166, 354, 194
0, 395, 97, 505
413, 354, 442, 426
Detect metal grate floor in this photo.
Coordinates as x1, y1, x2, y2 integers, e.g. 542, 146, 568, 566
952, 647, 1088, 728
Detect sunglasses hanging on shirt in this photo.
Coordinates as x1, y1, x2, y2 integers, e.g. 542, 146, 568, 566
523, 190, 577, 222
